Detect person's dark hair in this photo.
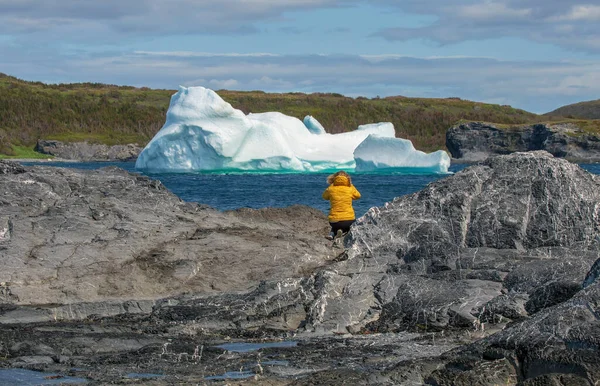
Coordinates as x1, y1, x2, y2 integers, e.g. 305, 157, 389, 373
327, 171, 352, 186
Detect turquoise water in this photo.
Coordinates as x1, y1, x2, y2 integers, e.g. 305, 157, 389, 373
205, 370, 255, 380
21, 162, 600, 218
215, 341, 298, 352
126, 372, 164, 379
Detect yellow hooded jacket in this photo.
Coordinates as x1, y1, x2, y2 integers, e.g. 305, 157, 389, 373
322, 175, 361, 222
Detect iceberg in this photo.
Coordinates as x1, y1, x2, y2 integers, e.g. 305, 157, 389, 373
355, 135, 451, 173
135, 86, 450, 173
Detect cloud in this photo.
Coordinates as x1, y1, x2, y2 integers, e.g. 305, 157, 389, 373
551, 4, 600, 21
2, 44, 598, 113
373, 1, 600, 53
2, 1, 598, 55
0, 0, 347, 38
0, 1, 597, 114
457, 2, 532, 20
134, 51, 280, 58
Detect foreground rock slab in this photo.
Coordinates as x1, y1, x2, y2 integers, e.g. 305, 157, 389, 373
0, 161, 333, 312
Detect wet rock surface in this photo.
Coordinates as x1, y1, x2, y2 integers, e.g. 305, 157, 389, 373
35, 139, 142, 161
1, 151, 600, 385
446, 121, 600, 162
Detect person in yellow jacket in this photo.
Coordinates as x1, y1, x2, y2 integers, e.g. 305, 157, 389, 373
322, 171, 361, 240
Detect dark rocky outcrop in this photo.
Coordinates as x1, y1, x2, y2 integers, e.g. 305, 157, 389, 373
446, 122, 600, 162
35, 139, 142, 161
288, 151, 600, 336
408, 277, 600, 385
1, 151, 600, 385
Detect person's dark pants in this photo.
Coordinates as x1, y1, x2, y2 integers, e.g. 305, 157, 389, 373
330, 220, 355, 234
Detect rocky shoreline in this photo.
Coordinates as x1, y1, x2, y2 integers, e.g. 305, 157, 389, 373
34, 140, 142, 162
1, 151, 599, 385
446, 121, 600, 163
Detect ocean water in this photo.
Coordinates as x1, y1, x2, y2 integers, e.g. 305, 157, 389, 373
21, 161, 600, 218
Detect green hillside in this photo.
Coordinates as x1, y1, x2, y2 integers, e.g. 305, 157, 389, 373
544, 99, 600, 120
0, 73, 541, 156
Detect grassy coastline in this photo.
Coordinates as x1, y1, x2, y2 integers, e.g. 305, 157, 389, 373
0, 145, 54, 160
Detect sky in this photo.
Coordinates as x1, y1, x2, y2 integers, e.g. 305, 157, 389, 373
0, 0, 599, 114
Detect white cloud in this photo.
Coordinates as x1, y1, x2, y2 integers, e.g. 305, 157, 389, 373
0, 0, 347, 36
0, 1, 598, 114
457, 2, 532, 20
552, 4, 600, 21
1, 1, 599, 54
374, 1, 600, 53
207, 78, 241, 89
134, 51, 280, 58
3, 47, 598, 114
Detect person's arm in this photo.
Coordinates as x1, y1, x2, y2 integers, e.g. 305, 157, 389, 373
351, 185, 361, 200
322, 187, 331, 200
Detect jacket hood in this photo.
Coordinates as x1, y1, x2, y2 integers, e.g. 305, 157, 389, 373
333, 175, 350, 186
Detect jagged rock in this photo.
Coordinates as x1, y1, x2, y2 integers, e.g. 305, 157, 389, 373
371, 276, 502, 331
35, 139, 143, 161
524, 280, 582, 314
473, 292, 529, 323
446, 121, 600, 162
10, 356, 56, 366
349, 151, 600, 260
1, 152, 600, 384
144, 151, 600, 338
421, 271, 600, 384
297, 151, 600, 334
583, 258, 600, 288
0, 160, 25, 174
9, 341, 56, 358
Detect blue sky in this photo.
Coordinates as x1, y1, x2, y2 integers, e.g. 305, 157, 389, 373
0, 0, 599, 113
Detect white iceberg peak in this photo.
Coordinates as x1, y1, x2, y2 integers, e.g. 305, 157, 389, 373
135, 86, 449, 173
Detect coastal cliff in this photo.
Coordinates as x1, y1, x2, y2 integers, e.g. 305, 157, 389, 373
446, 121, 600, 162
0, 152, 599, 384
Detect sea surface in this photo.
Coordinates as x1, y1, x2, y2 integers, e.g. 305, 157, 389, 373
21, 161, 600, 218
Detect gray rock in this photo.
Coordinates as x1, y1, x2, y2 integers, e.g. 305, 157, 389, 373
0, 160, 25, 174
583, 258, 600, 288
1, 152, 600, 384
10, 355, 56, 366
371, 276, 502, 331
0, 160, 332, 312
524, 280, 582, 314
347, 151, 600, 260
35, 139, 142, 161
426, 271, 600, 384
446, 121, 600, 162
474, 292, 529, 323
9, 341, 56, 357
